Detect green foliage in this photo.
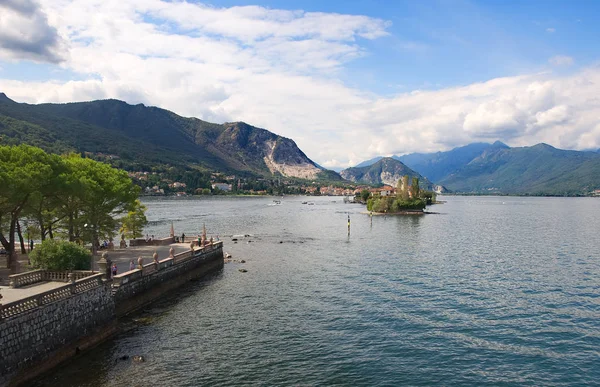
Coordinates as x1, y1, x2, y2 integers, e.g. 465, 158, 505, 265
360, 189, 370, 202
367, 196, 425, 212
0, 144, 61, 267
401, 175, 410, 200
421, 191, 437, 205
119, 200, 148, 239
0, 144, 141, 267
411, 177, 420, 198
29, 239, 91, 270
63, 154, 140, 244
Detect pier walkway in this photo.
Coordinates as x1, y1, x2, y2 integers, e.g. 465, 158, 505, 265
0, 241, 198, 304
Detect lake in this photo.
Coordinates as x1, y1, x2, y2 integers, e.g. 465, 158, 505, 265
34, 195, 600, 386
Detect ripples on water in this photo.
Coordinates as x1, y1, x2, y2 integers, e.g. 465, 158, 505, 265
35, 196, 600, 386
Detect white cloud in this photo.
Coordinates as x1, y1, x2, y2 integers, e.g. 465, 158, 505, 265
0, 0, 67, 63
546, 27, 556, 33
549, 55, 574, 66
1, 1, 600, 169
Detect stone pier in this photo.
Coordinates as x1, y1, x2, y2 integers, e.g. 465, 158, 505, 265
0, 241, 223, 386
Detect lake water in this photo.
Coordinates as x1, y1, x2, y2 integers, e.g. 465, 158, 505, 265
34, 196, 600, 386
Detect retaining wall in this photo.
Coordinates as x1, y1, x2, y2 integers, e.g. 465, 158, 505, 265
0, 242, 224, 386
0, 275, 113, 386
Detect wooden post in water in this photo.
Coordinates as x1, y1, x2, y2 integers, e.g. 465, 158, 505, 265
347, 214, 350, 236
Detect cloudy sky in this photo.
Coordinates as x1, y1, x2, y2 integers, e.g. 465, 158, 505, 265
0, 0, 599, 168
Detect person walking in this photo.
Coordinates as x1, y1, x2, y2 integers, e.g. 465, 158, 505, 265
181, 233, 185, 243
111, 263, 118, 278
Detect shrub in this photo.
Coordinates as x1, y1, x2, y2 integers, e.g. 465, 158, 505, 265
368, 197, 426, 212
29, 239, 92, 271
367, 197, 375, 211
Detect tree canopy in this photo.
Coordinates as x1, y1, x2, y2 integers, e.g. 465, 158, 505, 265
0, 144, 142, 270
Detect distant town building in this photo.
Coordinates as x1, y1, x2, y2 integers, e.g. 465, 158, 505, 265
144, 186, 165, 195
212, 183, 232, 191
380, 185, 394, 197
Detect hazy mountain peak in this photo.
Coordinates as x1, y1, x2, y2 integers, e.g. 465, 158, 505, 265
340, 157, 433, 188
0, 92, 16, 104
532, 142, 555, 149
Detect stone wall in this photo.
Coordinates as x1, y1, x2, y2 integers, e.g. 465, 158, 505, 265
0, 282, 115, 386
0, 242, 224, 386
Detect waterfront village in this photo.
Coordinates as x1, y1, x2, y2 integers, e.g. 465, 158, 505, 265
129, 170, 388, 197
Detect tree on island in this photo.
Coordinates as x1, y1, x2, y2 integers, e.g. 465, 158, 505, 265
360, 189, 371, 203
367, 175, 428, 213
411, 177, 420, 199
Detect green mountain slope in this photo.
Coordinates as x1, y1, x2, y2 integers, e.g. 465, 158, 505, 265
0, 93, 340, 180
439, 143, 600, 195
340, 157, 435, 189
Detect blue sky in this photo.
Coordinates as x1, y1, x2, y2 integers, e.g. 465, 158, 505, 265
210, 0, 596, 93
0, 0, 599, 167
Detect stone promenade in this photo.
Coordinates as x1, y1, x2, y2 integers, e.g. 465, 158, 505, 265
0, 241, 195, 304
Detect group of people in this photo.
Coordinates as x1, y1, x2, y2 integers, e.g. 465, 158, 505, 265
105, 228, 219, 278
111, 257, 142, 278
98, 240, 114, 250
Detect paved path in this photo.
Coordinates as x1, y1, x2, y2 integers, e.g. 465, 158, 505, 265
0, 281, 66, 304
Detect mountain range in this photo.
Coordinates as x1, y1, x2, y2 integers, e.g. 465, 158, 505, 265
2, 92, 599, 195
348, 142, 600, 195
0, 93, 339, 180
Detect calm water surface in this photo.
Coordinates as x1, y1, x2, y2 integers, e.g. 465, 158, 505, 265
35, 196, 600, 386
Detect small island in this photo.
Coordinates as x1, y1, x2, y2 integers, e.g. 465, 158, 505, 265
363, 176, 436, 214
